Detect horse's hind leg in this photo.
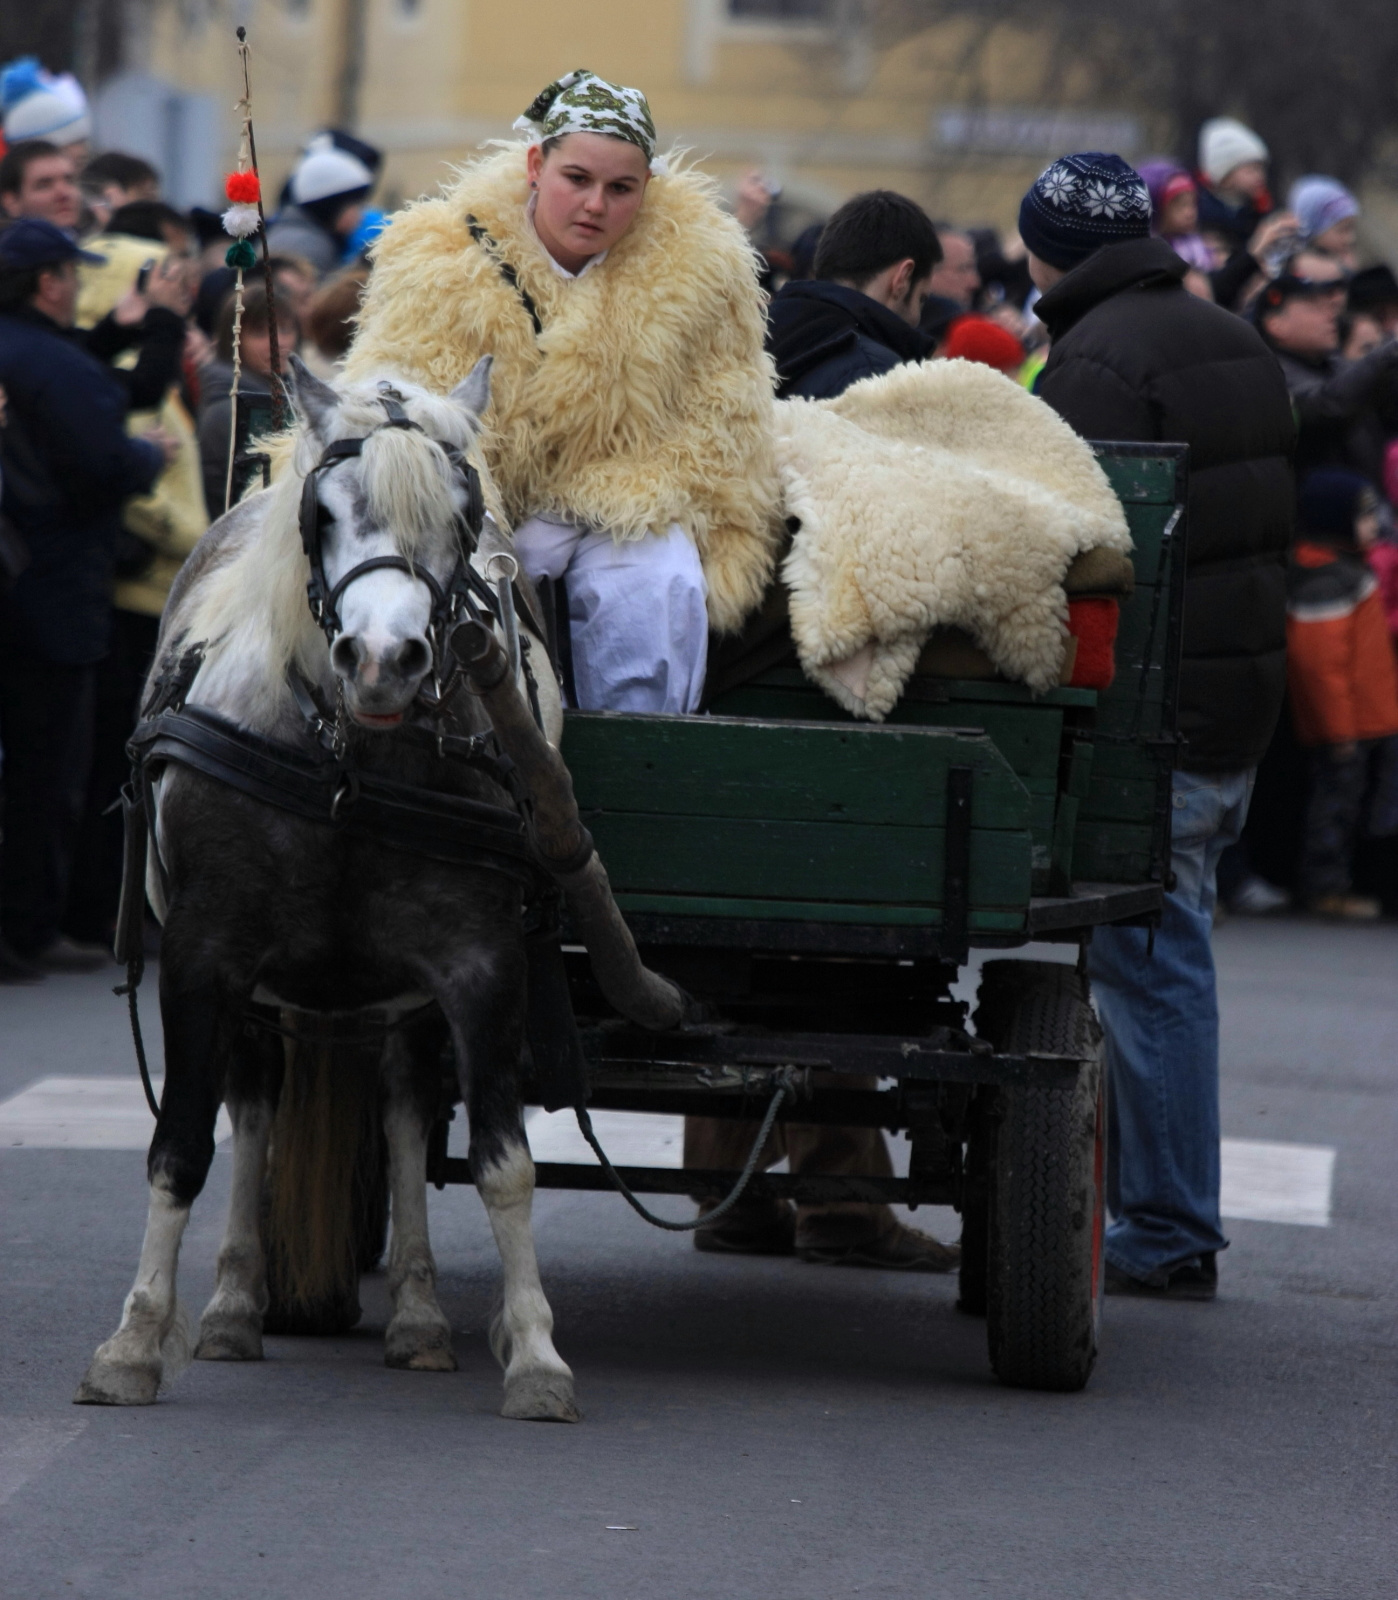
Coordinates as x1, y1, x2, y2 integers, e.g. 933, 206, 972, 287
76, 962, 225, 1405
447, 951, 577, 1423
195, 1028, 282, 1361
382, 1023, 457, 1372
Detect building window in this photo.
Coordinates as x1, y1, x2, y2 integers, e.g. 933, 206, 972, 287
727, 0, 831, 19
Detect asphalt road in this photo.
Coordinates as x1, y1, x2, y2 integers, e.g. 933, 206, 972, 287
1, 917, 1394, 1600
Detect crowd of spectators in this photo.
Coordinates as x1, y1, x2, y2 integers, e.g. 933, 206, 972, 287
0, 57, 376, 979
2, 43, 1398, 992
741, 115, 1398, 925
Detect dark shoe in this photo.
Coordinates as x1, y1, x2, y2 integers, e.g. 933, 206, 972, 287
0, 938, 45, 984
693, 1198, 796, 1256
29, 935, 112, 973
797, 1216, 960, 1273
1105, 1253, 1217, 1301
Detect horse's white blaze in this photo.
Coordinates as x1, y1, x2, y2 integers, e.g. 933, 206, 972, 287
334, 564, 433, 680
476, 1142, 572, 1384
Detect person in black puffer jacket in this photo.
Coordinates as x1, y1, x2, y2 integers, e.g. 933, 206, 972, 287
765, 189, 939, 401
1021, 153, 1296, 1303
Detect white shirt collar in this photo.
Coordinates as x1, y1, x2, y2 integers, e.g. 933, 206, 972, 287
526, 192, 607, 279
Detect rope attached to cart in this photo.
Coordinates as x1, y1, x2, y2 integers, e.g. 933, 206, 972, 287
573, 1075, 794, 1232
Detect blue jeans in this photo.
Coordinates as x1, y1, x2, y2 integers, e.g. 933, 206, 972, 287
1088, 767, 1255, 1283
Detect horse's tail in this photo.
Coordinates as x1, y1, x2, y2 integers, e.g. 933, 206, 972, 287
262, 1028, 387, 1336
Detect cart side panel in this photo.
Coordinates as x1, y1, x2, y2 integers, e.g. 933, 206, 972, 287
706, 673, 1079, 892
561, 712, 1033, 932
1071, 446, 1187, 885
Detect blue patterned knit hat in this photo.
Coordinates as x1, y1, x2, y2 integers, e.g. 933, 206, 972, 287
1018, 153, 1151, 271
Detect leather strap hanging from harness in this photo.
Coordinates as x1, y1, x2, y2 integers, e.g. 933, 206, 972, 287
128, 704, 536, 884
466, 215, 544, 336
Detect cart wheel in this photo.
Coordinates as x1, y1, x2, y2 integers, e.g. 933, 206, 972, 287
974, 961, 1105, 1392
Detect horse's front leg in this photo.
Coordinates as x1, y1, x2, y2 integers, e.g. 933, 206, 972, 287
444, 945, 578, 1422
382, 1022, 457, 1372
195, 1029, 282, 1361
76, 951, 225, 1405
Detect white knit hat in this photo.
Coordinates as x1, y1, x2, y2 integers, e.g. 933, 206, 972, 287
0, 58, 91, 146
289, 145, 374, 205
1198, 118, 1268, 186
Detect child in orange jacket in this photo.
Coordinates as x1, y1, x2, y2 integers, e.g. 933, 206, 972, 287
1287, 469, 1398, 917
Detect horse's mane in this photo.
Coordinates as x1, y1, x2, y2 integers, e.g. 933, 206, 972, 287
180, 376, 489, 725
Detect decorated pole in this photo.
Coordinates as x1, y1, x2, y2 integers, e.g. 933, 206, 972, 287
219, 26, 287, 513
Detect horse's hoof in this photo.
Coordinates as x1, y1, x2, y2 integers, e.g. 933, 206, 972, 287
385, 1318, 457, 1372
501, 1370, 580, 1423
73, 1357, 160, 1406
194, 1315, 264, 1362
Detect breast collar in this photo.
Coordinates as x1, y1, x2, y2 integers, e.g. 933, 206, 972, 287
299, 385, 498, 681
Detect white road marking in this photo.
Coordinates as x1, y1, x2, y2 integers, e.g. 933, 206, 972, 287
0, 1077, 232, 1150
3, 1085, 1330, 1227
528, 1116, 1338, 1229
1221, 1138, 1335, 1227
0, 1419, 87, 1507
525, 1108, 685, 1167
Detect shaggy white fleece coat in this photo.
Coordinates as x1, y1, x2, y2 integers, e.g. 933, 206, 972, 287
345, 144, 783, 634
775, 359, 1133, 719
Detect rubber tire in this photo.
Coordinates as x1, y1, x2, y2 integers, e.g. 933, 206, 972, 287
974, 960, 1105, 1393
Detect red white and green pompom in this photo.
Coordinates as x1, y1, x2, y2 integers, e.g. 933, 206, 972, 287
225, 169, 260, 204
222, 168, 261, 239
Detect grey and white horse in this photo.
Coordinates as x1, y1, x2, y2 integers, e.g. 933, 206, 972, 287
75, 359, 578, 1421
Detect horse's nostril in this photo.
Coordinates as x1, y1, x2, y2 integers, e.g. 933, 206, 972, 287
330, 635, 361, 678
395, 637, 431, 680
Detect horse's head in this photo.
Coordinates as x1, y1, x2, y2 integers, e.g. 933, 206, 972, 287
287, 357, 493, 727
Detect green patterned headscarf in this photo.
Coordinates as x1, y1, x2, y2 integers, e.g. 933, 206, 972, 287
513, 69, 665, 175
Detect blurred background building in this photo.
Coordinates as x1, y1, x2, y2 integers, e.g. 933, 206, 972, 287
7, 0, 1398, 254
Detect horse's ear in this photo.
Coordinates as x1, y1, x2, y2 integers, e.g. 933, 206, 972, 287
287, 354, 339, 440
449, 356, 493, 431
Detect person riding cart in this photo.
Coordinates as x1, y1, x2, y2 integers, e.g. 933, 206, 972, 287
347, 69, 781, 715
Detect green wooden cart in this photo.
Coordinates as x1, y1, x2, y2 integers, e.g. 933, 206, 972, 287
436, 443, 1188, 1393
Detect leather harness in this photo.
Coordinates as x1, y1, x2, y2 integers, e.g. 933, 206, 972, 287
123, 391, 546, 905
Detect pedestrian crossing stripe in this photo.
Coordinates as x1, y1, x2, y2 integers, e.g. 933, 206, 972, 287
0, 1077, 232, 1149
0, 1080, 1337, 1226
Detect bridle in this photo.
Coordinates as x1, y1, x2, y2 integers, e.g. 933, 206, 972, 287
297, 385, 498, 665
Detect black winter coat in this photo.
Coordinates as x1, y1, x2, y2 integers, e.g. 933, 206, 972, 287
0, 307, 163, 665
766, 280, 931, 400
1270, 340, 1398, 489
1035, 237, 1296, 773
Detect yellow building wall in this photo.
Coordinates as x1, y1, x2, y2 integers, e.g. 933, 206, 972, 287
143, 0, 1128, 231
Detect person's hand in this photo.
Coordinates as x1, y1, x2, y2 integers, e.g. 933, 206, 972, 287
734, 169, 774, 233
112, 280, 150, 326
144, 256, 195, 317
141, 425, 181, 468
1248, 211, 1299, 268
183, 325, 214, 369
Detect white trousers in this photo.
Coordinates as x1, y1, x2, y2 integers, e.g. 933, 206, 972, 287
513, 515, 708, 714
